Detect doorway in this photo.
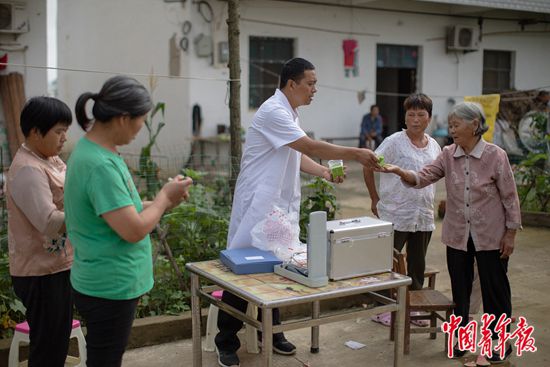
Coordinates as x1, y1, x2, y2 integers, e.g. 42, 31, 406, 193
376, 44, 419, 137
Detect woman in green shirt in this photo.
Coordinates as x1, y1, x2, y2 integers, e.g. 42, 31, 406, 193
65, 76, 192, 367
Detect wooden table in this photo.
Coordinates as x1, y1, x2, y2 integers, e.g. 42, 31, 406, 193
186, 260, 411, 367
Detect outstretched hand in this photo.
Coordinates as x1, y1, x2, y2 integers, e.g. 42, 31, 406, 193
358, 148, 381, 169
374, 163, 400, 174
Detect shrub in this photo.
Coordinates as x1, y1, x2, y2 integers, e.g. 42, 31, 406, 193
0, 252, 25, 338
299, 177, 338, 242
514, 151, 550, 213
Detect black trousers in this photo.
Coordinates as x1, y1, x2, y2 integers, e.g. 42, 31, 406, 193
446, 236, 511, 339
73, 289, 138, 367
215, 291, 285, 353
11, 270, 73, 367
394, 230, 432, 290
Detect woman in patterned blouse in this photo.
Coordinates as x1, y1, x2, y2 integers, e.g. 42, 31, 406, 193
380, 102, 521, 363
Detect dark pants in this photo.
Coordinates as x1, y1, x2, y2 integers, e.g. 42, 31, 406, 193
215, 291, 285, 353
359, 134, 383, 149
73, 289, 139, 367
11, 270, 73, 367
446, 236, 511, 339
394, 230, 432, 290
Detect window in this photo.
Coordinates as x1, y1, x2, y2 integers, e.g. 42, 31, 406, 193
249, 36, 294, 108
376, 44, 418, 69
483, 50, 513, 94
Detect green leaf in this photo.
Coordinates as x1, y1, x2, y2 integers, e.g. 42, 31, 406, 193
10, 299, 25, 314
151, 102, 166, 119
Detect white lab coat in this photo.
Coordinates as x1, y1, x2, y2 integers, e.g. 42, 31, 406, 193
227, 89, 306, 249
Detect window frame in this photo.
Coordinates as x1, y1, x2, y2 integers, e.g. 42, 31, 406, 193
248, 36, 295, 109
482, 50, 515, 95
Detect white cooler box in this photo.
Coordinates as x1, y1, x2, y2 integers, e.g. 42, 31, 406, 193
326, 216, 393, 280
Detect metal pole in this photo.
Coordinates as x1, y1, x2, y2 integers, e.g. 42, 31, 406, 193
191, 273, 202, 367
227, 0, 242, 195
394, 285, 406, 367
262, 308, 273, 367
311, 300, 320, 353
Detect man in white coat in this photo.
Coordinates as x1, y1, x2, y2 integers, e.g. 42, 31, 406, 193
215, 58, 380, 367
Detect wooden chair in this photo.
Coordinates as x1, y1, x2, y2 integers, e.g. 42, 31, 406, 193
390, 250, 455, 354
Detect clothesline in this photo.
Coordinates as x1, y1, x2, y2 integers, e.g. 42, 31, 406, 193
0, 62, 239, 82
1, 61, 549, 102
246, 61, 550, 101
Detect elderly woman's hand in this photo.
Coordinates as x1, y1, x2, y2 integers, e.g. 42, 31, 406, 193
500, 229, 516, 258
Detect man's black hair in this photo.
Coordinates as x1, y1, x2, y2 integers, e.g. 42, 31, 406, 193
20, 96, 72, 137
279, 58, 315, 89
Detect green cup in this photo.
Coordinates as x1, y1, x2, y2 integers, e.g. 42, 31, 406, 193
328, 160, 344, 179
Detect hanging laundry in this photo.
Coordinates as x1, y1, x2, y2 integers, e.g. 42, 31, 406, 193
342, 39, 359, 77
0, 54, 7, 70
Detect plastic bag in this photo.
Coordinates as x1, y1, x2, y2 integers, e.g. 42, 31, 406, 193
250, 206, 304, 262
496, 119, 523, 156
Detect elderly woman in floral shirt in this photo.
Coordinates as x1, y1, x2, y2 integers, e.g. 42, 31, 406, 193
381, 102, 521, 363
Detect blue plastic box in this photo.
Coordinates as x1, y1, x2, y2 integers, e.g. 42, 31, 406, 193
220, 248, 282, 275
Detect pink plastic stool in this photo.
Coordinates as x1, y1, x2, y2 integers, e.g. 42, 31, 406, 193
14, 319, 82, 334
9, 320, 87, 367
212, 290, 223, 300
204, 290, 259, 353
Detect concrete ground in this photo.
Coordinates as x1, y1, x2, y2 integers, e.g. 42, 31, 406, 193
123, 162, 549, 367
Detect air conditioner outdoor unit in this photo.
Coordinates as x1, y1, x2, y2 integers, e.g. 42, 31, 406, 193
447, 25, 479, 51
0, 2, 29, 34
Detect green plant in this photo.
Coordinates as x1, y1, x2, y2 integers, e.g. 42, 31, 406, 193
136, 254, 190, 318
136, 101, 166, 200
299, 177, 338, 242
514, 150, 550, 212
161, 182, 230, 261
0, 252, 25, 338
135, 172, 231, 317
529, 112, 549, 144
514, 112, 550, 212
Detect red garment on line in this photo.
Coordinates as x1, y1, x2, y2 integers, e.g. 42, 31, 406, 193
0, 54, 8, 70
342, 39, 358, 67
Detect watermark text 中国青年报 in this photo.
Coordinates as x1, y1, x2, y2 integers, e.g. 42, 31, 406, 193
441, 314, 537, 359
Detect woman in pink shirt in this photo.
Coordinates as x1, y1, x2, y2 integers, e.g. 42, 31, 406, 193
7, 97, 73, 366
382, 102, 521, 363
